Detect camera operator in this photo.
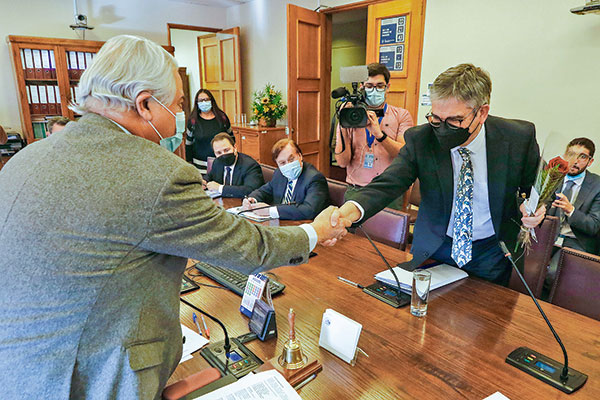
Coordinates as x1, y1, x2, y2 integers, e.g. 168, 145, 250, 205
334, 63, 413, 209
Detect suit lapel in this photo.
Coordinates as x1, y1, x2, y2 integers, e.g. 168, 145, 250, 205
431, 137, 454, 218
485, 120, 509, 233
292, 164, 307, 202
574, 173, 593, 210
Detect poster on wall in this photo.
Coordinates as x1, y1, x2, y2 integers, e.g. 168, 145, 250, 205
379, 44, 404, 72
379, 16, 406, 45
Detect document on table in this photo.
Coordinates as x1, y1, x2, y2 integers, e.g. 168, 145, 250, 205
194, 370, 301, 400
180, 324, 210, 364
206, 189, 221, 199
227, 206, 272, 222
375, 263, 468, 294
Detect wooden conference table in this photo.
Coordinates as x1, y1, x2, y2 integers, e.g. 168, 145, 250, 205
170, 198, 600, 399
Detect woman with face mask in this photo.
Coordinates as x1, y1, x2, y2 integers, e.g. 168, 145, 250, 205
185, 89, 233, 175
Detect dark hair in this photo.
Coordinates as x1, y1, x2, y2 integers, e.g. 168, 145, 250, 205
188, 89, 228, 126
47, 116, 70, 132
211, 132, 235, 147
567, 137, 595, 158
272, 138, 302, 162
367, 63, 390, 84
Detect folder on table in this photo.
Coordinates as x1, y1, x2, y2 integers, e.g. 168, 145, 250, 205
375, 263, 468, 294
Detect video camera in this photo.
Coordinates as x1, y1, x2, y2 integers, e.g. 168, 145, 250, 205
331, 65, 370, 128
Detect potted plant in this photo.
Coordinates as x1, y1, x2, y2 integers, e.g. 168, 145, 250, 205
251, 83, 287, 127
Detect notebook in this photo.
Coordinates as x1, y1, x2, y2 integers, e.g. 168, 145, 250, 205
375, 263, 468, 294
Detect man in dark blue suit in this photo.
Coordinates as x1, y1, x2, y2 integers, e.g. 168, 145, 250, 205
334, 64, 546, 285
203, 133, 264, 198
243, 138, 330, 220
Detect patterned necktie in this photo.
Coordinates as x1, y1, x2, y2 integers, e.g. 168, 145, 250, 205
283, 180, 294, 204
451, 148, 474, 267
224, 167, 231, 186
559, 180, 576, 224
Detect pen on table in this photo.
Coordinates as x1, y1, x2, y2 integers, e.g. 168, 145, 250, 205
200, 314, 210, 339
192, 313, 203, 336
337, 276, 364, 289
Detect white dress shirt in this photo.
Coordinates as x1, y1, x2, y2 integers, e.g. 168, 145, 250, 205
269, 178, 298, 219
218, 159, 237, 194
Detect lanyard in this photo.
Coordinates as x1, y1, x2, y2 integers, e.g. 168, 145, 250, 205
365, 104, 387, 148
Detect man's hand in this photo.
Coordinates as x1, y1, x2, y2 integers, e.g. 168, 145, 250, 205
552, 193, 574, 215
249, 202, 271, 216
520, 203, 546, 229
332, 202, 362, 228
201, 179, 207, 190
242, 197, 257, 210
311, 206, 352, 246
366, 110, 383, 139
206, 181, 221, 192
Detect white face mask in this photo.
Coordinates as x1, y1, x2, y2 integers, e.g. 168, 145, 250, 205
148, 95, 185, 152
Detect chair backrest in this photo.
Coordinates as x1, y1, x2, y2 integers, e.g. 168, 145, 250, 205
0, 125, 7, 145
260, 163, 276, 183
162, 367, 222, 399
409, 179, 421, 207
509, 216, 559, 298
206, 156, 215, 174
549, 247, 600, 321
326, 178, 348, 207
356, 207, 410, 251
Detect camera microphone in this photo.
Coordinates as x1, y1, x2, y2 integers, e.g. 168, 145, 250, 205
331, 87, 349, 99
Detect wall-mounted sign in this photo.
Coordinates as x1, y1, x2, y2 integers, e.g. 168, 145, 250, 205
379, 44, 404, 72
380, 16, 406, 45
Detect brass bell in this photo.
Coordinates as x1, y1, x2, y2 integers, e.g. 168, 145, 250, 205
278, 308, 307, 370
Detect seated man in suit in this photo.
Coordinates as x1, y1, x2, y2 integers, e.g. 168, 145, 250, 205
333, 63, 546, 285
243, 138, 330, 220
543, 137, 600, 295
203, 132, 264, 198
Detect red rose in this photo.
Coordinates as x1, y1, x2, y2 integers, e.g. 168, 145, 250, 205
545, 156, 569, 174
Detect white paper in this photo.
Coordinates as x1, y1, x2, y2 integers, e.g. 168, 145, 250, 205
227, 206, 271, 222
180, 324, 210, 364
194, 370, 301, 400
319, 309, 362, 364
375, 264, 468, 293
483, 392, 511, 400
525, 186, 540, 215
206, 189, 221, 199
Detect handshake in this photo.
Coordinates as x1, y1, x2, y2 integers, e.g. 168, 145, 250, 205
310, 203, 361, 247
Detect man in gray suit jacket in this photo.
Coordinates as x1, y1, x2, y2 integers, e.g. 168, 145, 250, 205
0, 35, 349, 400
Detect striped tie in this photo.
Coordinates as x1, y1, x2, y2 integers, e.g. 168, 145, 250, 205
451, 148, 474, 267
283, 180, 294, 204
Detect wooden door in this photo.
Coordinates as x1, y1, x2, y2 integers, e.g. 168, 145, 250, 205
198, 28, 242, 120
366, 0, 426, 121
287, 4, 331, 174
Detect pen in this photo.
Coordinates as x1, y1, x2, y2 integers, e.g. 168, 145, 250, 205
200, 314, 210, 339
192, 313, 203, 336
337, 276, 364, 289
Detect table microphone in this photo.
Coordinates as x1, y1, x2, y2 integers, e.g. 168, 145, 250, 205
499, 241, 587, 393
180, 297, 231, 375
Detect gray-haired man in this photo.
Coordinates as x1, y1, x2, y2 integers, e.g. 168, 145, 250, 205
334, 63, 545, 285
0, 35, 350, 399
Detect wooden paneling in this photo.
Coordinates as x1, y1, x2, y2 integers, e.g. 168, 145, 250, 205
232, 125, 287, 167
222, 90, 237, 119
297, 91, 320, 143
202, 43, 219, 83
220, 38, 236, 81
297, 22, 321, 79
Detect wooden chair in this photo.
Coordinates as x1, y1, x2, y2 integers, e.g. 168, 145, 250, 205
260, 163, 276, 183
548, 247, 600, 321
162, 367, 222, 399
508, 216, 559, 298
326, 178, 348, 207
206, 156, 215, 174
404, 179, 420, 224
356, 207, 411, 251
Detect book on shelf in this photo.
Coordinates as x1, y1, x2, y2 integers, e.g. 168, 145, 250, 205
23, 49, 34, 79
32, 49, 43, 79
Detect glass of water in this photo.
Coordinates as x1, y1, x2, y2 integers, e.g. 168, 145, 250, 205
411, 269, 431, 317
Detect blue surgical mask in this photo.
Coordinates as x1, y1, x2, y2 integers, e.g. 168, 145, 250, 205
365, 89, 386, 107
148, 95, 185, 152
198, 100, 212, 113
279, 159, 302, 180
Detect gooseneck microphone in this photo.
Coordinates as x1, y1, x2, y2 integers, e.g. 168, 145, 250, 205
180, 297, 231, 375
499, 241, 587, 393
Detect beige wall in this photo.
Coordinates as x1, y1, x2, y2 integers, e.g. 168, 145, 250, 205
0, 0, 226, 132
417, 0, 600, 173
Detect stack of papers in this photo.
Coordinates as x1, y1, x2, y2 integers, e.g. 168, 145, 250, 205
227, 206, 272, 222
375, 264, 468, 294
196, 370, 301, 400
206, 190, 221, 199
180, 324, 210, 364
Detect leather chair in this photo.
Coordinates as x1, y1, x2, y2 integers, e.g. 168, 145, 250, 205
404, 179, 420, 224
356, 207, 410, 251
549, 247, 600, 321
206, 157, 215, 174
260, 163, 276, 183
162, 367, 222, 399
509, 216, 559, 298
326, 178, 348, 207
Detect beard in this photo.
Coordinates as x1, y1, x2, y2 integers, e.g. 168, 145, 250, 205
567, 165, 587, 176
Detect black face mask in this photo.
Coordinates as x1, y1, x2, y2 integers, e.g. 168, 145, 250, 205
218, 152, 236, 166
432, 110, 480, 152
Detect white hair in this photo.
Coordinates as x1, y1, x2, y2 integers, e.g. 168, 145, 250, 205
70, 35, 178, 114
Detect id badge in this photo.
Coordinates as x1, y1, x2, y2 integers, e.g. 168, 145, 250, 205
363, 152, 374, 169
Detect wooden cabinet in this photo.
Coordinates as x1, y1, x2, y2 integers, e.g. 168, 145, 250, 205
231, 124, 287, 167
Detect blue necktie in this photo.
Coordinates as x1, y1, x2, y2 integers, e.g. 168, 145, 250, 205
451, 148, 474, 267
224, 167, 231, 186
283, 180, 294, 204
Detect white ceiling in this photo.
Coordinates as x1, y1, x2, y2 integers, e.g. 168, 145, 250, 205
169, 0, 252, 8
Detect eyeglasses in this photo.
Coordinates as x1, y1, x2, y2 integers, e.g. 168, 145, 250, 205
425, 108, 478, 130
566, 151, 592, 161
364, 83, 387, 93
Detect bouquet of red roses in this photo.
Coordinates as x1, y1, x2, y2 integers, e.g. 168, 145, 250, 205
516, 155, 573, 252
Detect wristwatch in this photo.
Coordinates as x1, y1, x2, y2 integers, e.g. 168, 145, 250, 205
376, 132, 388, 142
